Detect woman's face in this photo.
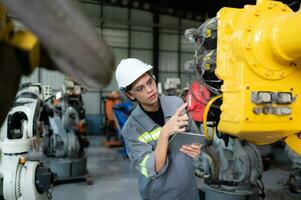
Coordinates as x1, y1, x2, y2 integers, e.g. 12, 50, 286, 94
126, 73, 158, 107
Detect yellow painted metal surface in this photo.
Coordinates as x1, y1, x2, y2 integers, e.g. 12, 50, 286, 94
216, 0, 301, 147
285, 134, 301, 156
203, 95, 223, 140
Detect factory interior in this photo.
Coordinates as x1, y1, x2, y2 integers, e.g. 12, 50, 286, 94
1, 0, 301, 199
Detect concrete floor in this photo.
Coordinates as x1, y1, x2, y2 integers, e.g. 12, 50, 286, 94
52, 136, 140, 200
51, 136, 301, 200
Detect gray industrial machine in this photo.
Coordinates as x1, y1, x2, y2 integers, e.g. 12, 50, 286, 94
286, 147, 301, 193
42, 78, 89, 183
196, 129, 263, 200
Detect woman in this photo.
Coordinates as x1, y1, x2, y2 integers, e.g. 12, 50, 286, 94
115, 58, 201, 200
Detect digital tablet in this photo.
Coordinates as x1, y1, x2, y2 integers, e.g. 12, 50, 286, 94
168, 132, 205, 152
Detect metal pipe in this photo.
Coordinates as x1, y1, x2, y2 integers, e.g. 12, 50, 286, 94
272, 8, 301, 61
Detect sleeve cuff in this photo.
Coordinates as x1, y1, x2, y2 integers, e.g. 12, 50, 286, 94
139, 152, 169, 178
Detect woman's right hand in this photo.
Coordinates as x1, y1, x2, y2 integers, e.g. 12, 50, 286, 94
161, 103, 189, 139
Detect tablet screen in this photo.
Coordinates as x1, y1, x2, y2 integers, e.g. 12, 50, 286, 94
168, 132, 205, 152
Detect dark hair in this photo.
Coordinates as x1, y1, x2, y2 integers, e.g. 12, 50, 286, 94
125, 84, 133, 93
125, 85, 136, 102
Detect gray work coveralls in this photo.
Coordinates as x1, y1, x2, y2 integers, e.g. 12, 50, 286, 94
121, 96, 199, 200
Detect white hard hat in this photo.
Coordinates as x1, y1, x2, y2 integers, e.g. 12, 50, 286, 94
115, 58, 153, 89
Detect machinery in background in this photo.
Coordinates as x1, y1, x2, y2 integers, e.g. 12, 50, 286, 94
102, 91, 123, 147
1, 0, 115, 193
185, 0, 301, 199
179, 86, 190, 102
42, 78, 90, 183
0, 83, 55, 200
0, 1, 114, 189
163, 78, 181, 96
101, 91, 134, 157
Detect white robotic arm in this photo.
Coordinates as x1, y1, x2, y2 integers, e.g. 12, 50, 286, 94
0, 83, 54, 200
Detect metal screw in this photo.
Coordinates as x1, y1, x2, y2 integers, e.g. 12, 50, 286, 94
262, 107, 271, 115
253, 107, 261, 115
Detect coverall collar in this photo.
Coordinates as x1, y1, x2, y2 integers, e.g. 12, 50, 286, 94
133, 96, 174, 132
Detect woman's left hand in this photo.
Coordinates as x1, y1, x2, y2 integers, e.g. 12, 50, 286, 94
180, 144, 201, 158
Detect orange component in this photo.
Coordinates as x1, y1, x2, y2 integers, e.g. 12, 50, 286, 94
78, 120, 87, 134
105, 91, 121, 125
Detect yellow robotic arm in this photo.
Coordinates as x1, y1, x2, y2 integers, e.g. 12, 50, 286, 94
215, 0, 301, 155
184, 1, 301, 196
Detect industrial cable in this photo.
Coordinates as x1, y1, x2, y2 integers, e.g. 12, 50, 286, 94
203, 95, 222, 140
185, 61, 220, 108
189, 74, 221, 109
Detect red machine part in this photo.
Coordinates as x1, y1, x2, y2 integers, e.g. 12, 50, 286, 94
186, 80, 210, 122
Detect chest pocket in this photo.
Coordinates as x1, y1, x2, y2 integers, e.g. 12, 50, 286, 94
137, 127, 161, 148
